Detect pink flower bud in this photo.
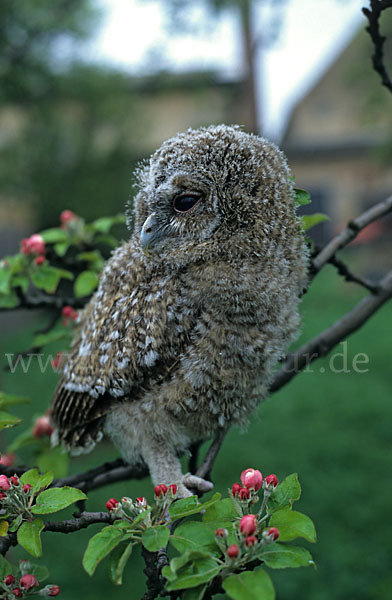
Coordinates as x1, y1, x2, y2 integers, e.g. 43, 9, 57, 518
240, 514, 257, 536
265, 527, 280, 541
240, 468, 263, 491
245, 535, 258, 547
154, 484, 168, 497
0, 475, 11, 491
33, 415, 54, 438
21, 234, 46, 256
231, 483, 241, 496
238, 487, 250, 500
135, 497, 148, 509
19, 560, 31, 573
20, 574, 39, 590
264, 474, 278, 489
4, 575, 16, 585
10, 476, 19, 486
169, 484, 177, 496
0, 492, 7, 500
12, 588, 22, 597
60, 210, 77, 227
61, 306, 78, 320
34, 255, 46, 266
227, 544, 239, 559
215, 528, 228, 538
105, 498, 119, 511
0, 453, 15, 467
47, 584, 61, 596
22, 484, 32, 493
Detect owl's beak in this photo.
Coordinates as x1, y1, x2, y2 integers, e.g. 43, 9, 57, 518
140, 213, 162, 255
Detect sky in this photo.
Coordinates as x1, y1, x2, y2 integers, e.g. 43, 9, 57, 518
85, 0, 366, 139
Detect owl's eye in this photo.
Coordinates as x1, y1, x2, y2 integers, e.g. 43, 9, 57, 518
173, 192, 202, 213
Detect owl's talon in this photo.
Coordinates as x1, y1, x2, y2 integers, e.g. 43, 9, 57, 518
182, 473, 214, 495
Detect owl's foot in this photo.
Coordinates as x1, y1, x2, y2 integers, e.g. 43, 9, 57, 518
179, 473, 213, 498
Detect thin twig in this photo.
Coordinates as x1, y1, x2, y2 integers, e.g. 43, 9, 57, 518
270, 269, 392, 392
0, 292, 87, 312
362, 0, 392, 93
325, 254, 380, 293
311, 195, 392, 273
44, 511, 117, 533
196, 428, 228, 481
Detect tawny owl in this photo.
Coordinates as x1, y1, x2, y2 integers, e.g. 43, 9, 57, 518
50, 124, 308, 497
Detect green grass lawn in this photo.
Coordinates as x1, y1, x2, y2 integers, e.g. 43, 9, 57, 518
0, 264, 391, 600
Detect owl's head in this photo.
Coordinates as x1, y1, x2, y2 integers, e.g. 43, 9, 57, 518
132, 125, 297, 264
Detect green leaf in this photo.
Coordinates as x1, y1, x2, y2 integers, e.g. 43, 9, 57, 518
169, 493, 220, 520
0, 392, 30, 409
142, 525, 170, 552
76, 251, 105, 271
33, 329, 70, 347
222, 568, 275, 600
0, 410, 21, 430
109, 540, 133, 585
0, 268, 11, 294
202, 498, 238, 524
88, 215, 126, 234
258, 542, 315, 569
301, 213, 330, 231
0, 555, 13, 580
294, 187, 311, 207
54, 241, 70, 256
21, 469, 40, 488
30, 564, 49, 582
0, 291, 20, 308
170, 521, 219, 557
74, 270, 99, 298
183, 585, 208, 600
165, 551, 222, 591
8, 515, 23, 533
30, 265, 61, 294
267, 473, 301, 513
17, 518, 44, 557
268, 510, 317, 543
37, 447, 69, 478
40, 228, 68, 243
11, 274, 29, 293
31, 486, 87, 514
35, 471, 54, 493
7, 429, 36, 453
83, 526, 128, 576
0, 521, 9, 536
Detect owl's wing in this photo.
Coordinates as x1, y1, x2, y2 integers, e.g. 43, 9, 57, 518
50, 241, 196, 453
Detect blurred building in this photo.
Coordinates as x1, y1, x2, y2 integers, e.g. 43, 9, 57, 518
281, 20, 392, 244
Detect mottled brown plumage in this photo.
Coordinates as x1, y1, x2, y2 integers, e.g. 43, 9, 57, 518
51, 124, 308, 496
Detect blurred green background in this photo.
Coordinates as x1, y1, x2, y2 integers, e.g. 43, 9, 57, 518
1, 1, 391, 599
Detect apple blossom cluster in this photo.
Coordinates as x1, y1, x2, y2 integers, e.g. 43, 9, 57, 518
59, 210, 77, 229
61, 306, 78, 325
213, 468, 280, 563
0, 561, 60, 598
105, 484, 178, 528
0, 475, 33, 521
20, 235, 46, 266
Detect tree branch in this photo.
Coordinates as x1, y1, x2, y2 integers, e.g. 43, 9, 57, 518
362, 0, 392, 94
311, 195, 392, 273
44, 511, 117, 533
196, 428, 228, 481
0, 291, 87, 312
270, 269, 392, 392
